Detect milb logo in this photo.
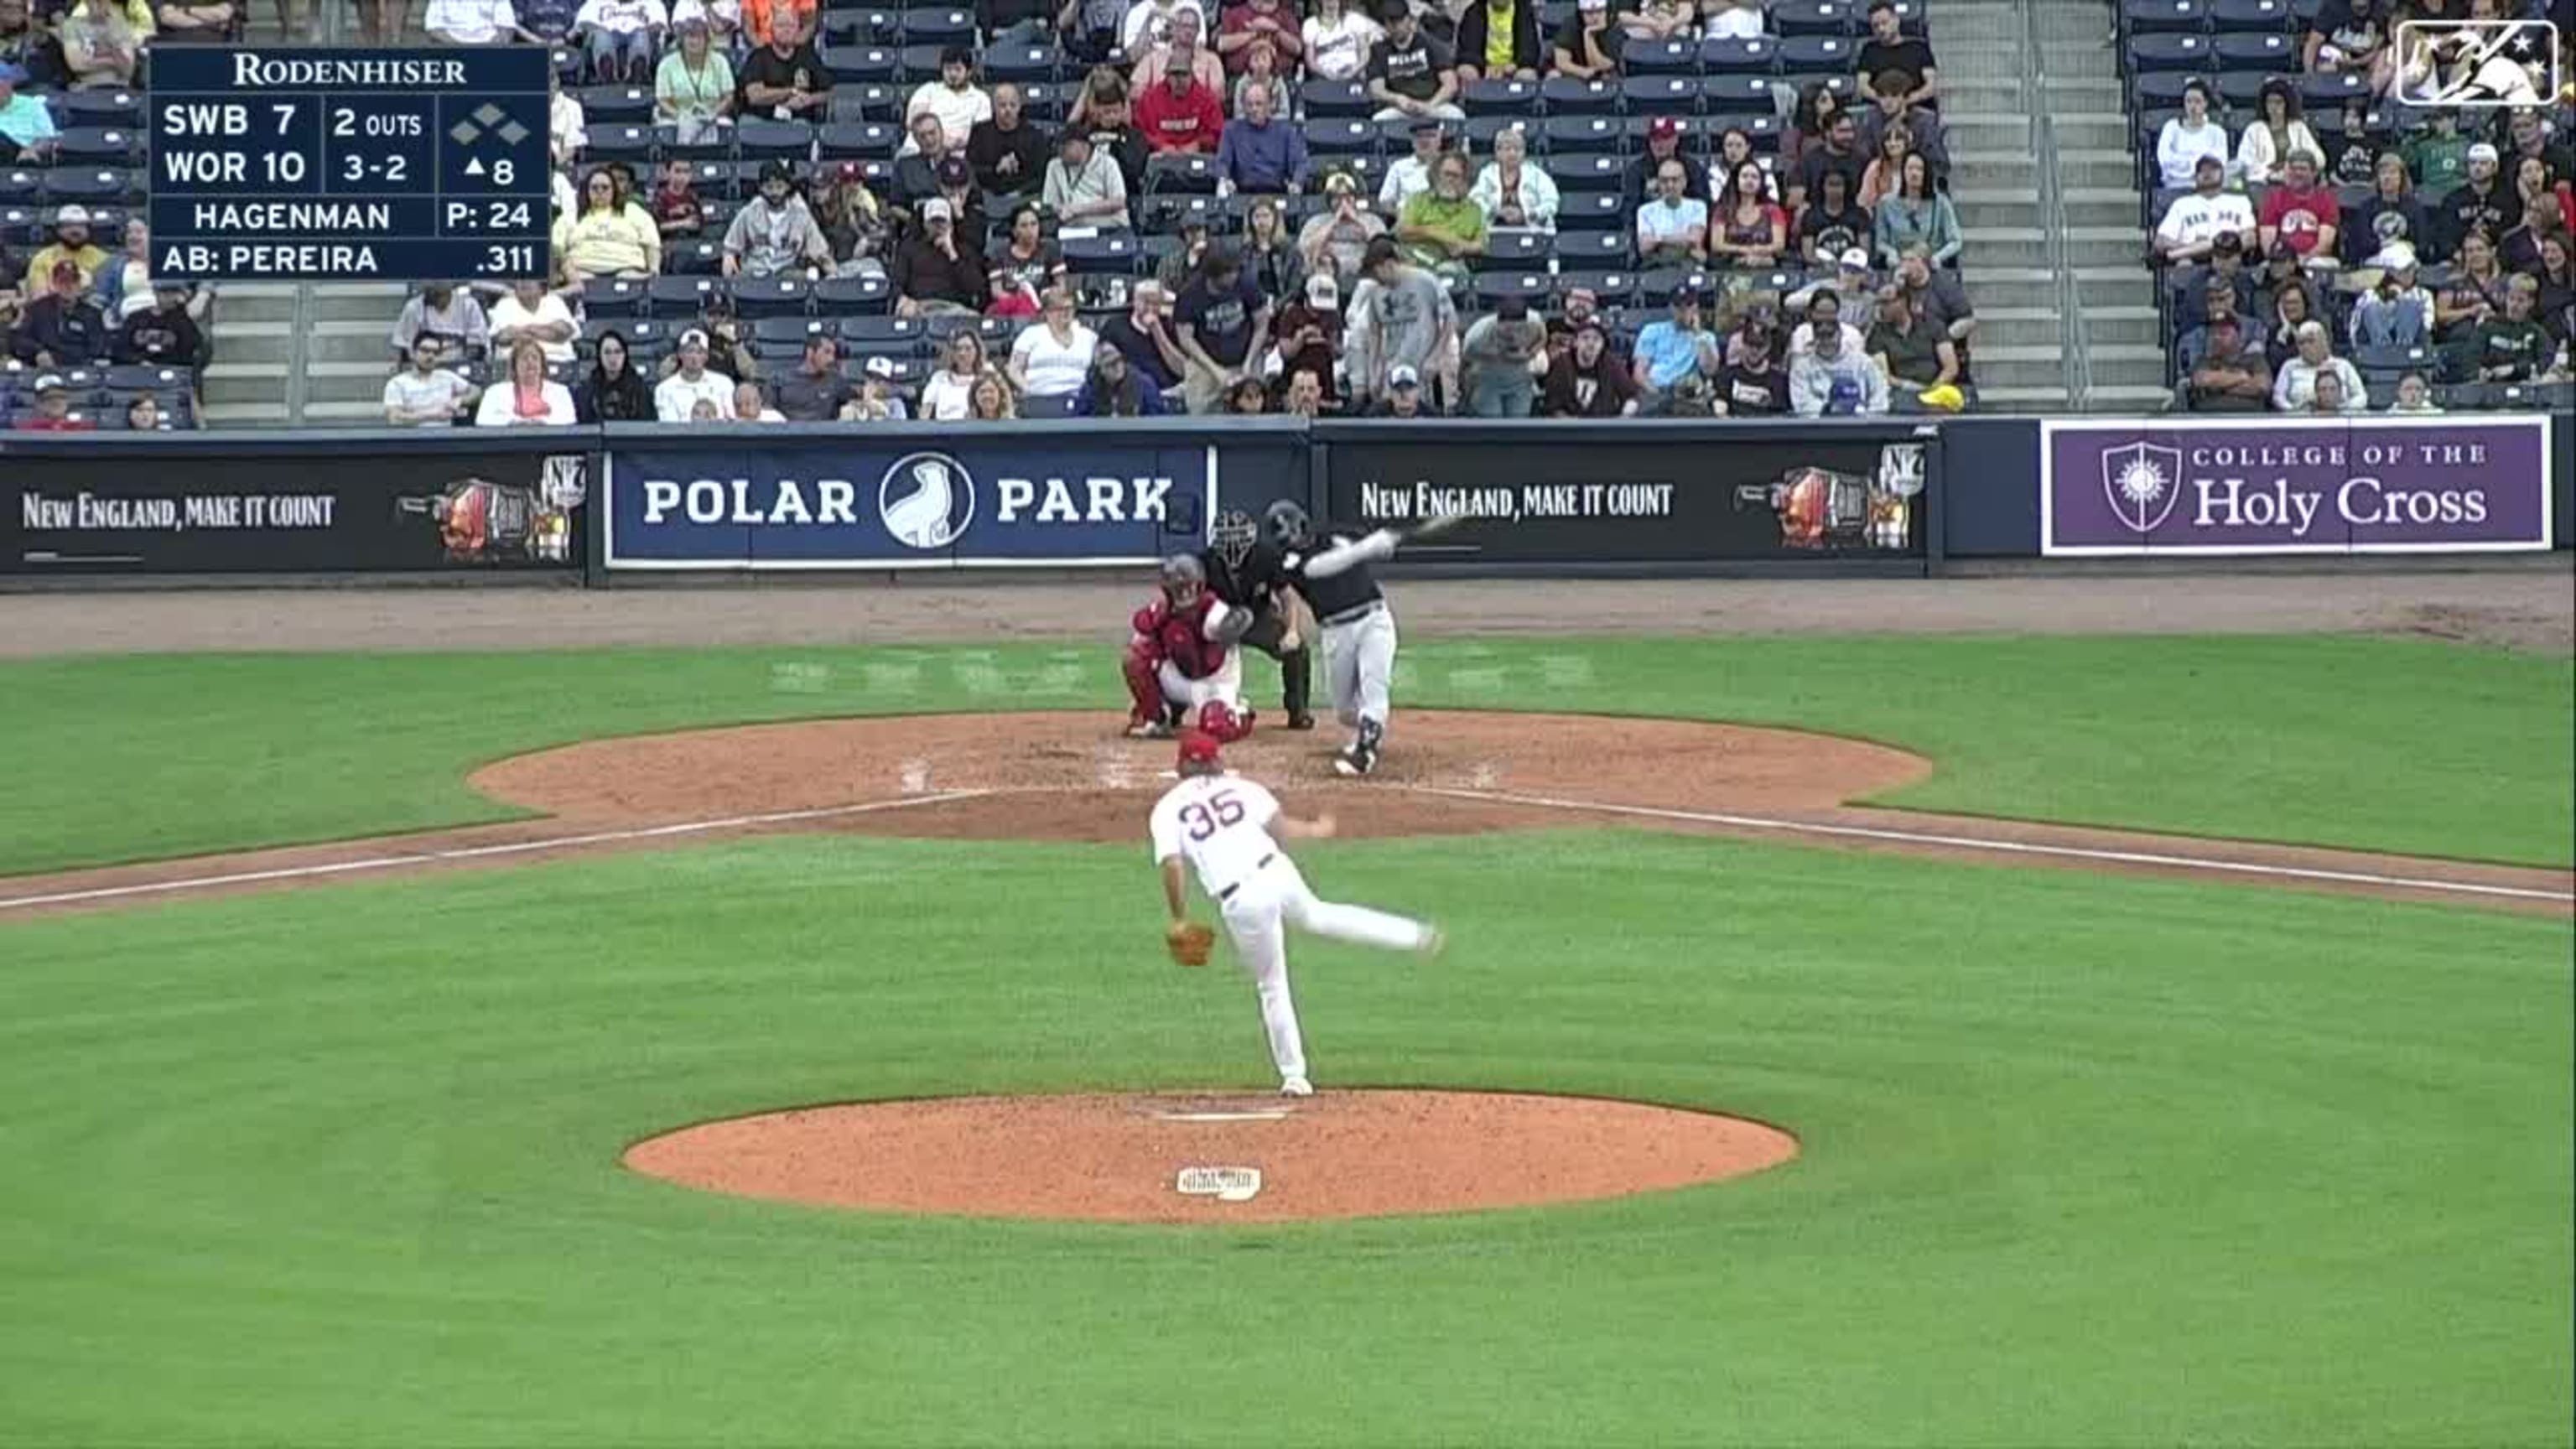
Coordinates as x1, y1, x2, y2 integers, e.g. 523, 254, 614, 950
2391, 19, 2559, 108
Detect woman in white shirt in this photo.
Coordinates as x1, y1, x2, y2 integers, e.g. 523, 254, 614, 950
1008, 288, 1100, 398
1301, 0, 1382, 83
1469, 125, 1559, 232
2154, 79, 2231, 192
2235, 78, 2320, 190
475, 340, 580, 426
1702, 0, 1764, 39
918, 330, 996, 420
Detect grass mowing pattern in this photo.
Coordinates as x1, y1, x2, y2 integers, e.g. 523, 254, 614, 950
1, 635, 2568, 875
1, 832, 2568, 1446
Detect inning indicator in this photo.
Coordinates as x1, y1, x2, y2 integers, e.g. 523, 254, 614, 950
148, 48, 553, 282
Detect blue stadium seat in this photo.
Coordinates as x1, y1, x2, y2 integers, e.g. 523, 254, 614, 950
2213, 70, 2273, 106
2300, 70, 2369, 106
900, 8, 974, 43
821, 44, 901, 83
1060, 231, 1140, 273
1540, 75, 1623, 115
1772, 0, 1857, 37
1625, 38, 1699, 76
737, 118, 816, 158
732, 276, 813, 317
1145, 153, 1216, 195
829, 83, 904, 121
1472, 271, 1549, 306
817, 273, 896, 314
649, 275, 725, 314
1544, 114, 1625, 154
2127, 32, 2213, 71
1706, 112, 1782, 150
1699, 37, 1776, 74
819, 7, 886, 40
2132, 70, 2204, 107
103, 364, 188, 392
838, 312, 927, 349
818, 120, 901, 158
1622, 75, 1701, 115
1462, 77, 1542, 115
751, 315, 832, 354
2122, 0, 2208, 34
656, 123, 732, 163
587, 123, 656, 164
1553, 153, 1630, 193
1301, 78, 1370, 118
1464, 115, 1537, 153
583, 278, 647, 317
0, 169, 38, 203
2208, 0, 2293, 29
897, 44, 952, 80
1144, 193, 1218, 232
2211, 33, 2296, 71
1475, 230, 1551, 270
60, 90, 141, 126
579, 85, 652, 122
39, 169, 127, 205
1701, 74, 1780, 112
1636, 267, 1713, 304
1776, 34, 1857, 77
1553, 228, 1633, 267
984, 44, 1061, 81
1304, 117, 1378, 156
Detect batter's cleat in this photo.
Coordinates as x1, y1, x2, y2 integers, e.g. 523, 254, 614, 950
1280, 1076, 1315, 1098
1127, 718, 1173, 740
1286, 710, 1317, 731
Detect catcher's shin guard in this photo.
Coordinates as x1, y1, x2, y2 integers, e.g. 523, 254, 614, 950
1120, 641, 1166, 728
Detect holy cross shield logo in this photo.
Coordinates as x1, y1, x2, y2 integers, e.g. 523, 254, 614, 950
2392, 20, 2558, 109
2101, 441, 2184, 535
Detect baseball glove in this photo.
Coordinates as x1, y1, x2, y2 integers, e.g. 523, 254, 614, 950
1166, 920, 1216, 968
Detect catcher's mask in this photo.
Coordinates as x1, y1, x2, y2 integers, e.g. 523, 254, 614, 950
1263, 499, 1313, 552
1211, 509, 1259, 571
1160, 552, 1207, 603
1176, 730, 1223, 773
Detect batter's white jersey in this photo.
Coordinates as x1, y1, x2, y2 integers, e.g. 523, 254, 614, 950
1149, 774, 1285, 900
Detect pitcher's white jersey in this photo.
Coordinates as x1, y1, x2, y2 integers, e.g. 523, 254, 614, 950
1149, 774, 1284, 899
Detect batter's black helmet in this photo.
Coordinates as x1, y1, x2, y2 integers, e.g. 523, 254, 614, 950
1263, 499, 1313, 551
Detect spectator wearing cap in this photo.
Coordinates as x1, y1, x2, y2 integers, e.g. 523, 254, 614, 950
2178, 313, 2272, 413
1707, 314, 1788, 415
968, 85, 1052, 200
117, 281, 204, 370
573, 0, 664, 84
655, 19, 735, 143
25, 209, 106, 299
1542, 319, 1638, 417
654, 328, 738, 420
2236, 79, 2319, 191
486, 278, 579, 366
382, 337, 479, 426
1635, 156, 1710, 267
2350, 241, 2432, 350
2155, 80, 2231, 192
741, 0, 811, 48
891, 197, 994, 317
1396, 151, 1485, 284
1550, 0, 1622, 80
1786, 110, 1865, 222
1217, 77, 1309, 196
1156, 208, 1219, 287
1349, 232, 1454, 408
1072, 338, 1170, 414
1218, 0, 1302, 76
2270, 318, 2365, 412
2470, 273, 2552, 382
738, 8, 831, 122
1867, 283, 1961, 410
932, 154, 989, 241
2173, 269, 2246, 373
1130, 7, 1226, 95
1856, 0, 1936, 108
1624, 116, 1708, 214
1269, 269, 1342, 402
1452, 0, 1540, 86
1788, 283, 1869, 361
2437, 142, 2522, 261
59, 0, 138, 88
388, 281, 491, 364
558, 167, 662, 283
1368, 0, 1464, 122
1379, 119, 1446, 214
724, 162, 833, 278
1136, 44, 1225, 153
1629, 288, 1717, 413
1789, 304, 1888, 416
1045, 127, 1132, 229
1459, 294, 1544, 417
0, 61, 55, 160
1010, 286, 1100, 400
1873, 150, 1958, 267
2176, 231, 2257, 335
1356, 362, 1424, 417
908, 47, 994, 153
14, 374, 92, 431
1172, 242, 1272, 412
2155, 155, 2259, 267
475, 338, 579, 426
2257, 150, 2340, 265
840, 355, 911, 420
1300, 170, 1386, 286
1470, 126, 1557, 233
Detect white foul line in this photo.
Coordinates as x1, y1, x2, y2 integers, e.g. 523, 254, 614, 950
1400, 785, 2576, 906
0, 792, 996, 913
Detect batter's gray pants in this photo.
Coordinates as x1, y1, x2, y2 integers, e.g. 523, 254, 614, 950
1322, 603, 1397, 736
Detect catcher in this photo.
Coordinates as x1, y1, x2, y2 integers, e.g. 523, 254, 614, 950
1122, 553, 1258, 741
1150, 730, 1443, 1097
1202, 509, 1317, 731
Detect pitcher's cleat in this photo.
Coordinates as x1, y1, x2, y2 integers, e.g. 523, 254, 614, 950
1279, 1077, 1314, 1098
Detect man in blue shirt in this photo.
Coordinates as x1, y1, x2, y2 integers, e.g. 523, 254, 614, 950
1215, 76, 1309, 197
0, 62, 60, 162
1628, 286, 1718, 414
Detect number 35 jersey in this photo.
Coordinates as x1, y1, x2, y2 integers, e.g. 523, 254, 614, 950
1149, 774, 1285, 898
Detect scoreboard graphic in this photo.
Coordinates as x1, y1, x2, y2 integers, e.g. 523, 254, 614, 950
148, 48, 553, 282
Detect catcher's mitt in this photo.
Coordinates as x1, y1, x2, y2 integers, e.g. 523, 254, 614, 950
1166, 920, 1216, 968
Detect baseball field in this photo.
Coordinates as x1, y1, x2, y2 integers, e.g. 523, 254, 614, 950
3, 574, 2570, 1447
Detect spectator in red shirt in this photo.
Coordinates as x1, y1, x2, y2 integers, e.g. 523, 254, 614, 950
13, 373, 93, 430
2257, 149, 2341, 264
1135, 48, 1224, 153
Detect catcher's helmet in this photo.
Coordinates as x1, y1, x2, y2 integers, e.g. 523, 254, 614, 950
1210, 509, 1259, 569
1263, 499, 1313, 551
1160, 552, 1207, 597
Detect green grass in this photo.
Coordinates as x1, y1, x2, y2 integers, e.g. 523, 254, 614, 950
1, 832, 2567, 1446
3, 635, 2568, 875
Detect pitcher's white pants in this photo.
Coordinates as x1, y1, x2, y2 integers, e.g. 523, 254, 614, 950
1218, 855, 1432, 1082
1159, 652, 1244, 710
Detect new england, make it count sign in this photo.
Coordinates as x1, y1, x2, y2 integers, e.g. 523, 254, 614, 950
148, 47, 553, 283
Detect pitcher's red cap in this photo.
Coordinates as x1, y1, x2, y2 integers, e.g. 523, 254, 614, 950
1176, 730, 1223, 766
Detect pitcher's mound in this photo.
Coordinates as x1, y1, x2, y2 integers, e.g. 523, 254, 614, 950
624, 1090, 1798, 1223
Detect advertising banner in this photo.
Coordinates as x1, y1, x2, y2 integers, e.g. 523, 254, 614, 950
2, 444, 587, 574
603, 432, 1218, 569
2039, 416, 2553, 556
1319, 425, 1933, 564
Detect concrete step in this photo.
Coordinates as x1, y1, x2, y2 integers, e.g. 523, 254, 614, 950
2078, 304, 2163, 346
200, 401, 293, 427
2047, 115, 2137, 151
209, 319, 294, 366
309, 282, 407, 325
304, 399, 394, 424
1977, 383, 2075, 411
2090, 383, 2184, 412
200, 362, 288, 406
1955, 200, 2044, 229
2034, 46, 2121, 80
309, 320, 400, 365
207, 282, 299, 325
1955, 149, 2133, 190
1945, 113, 2033, 154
